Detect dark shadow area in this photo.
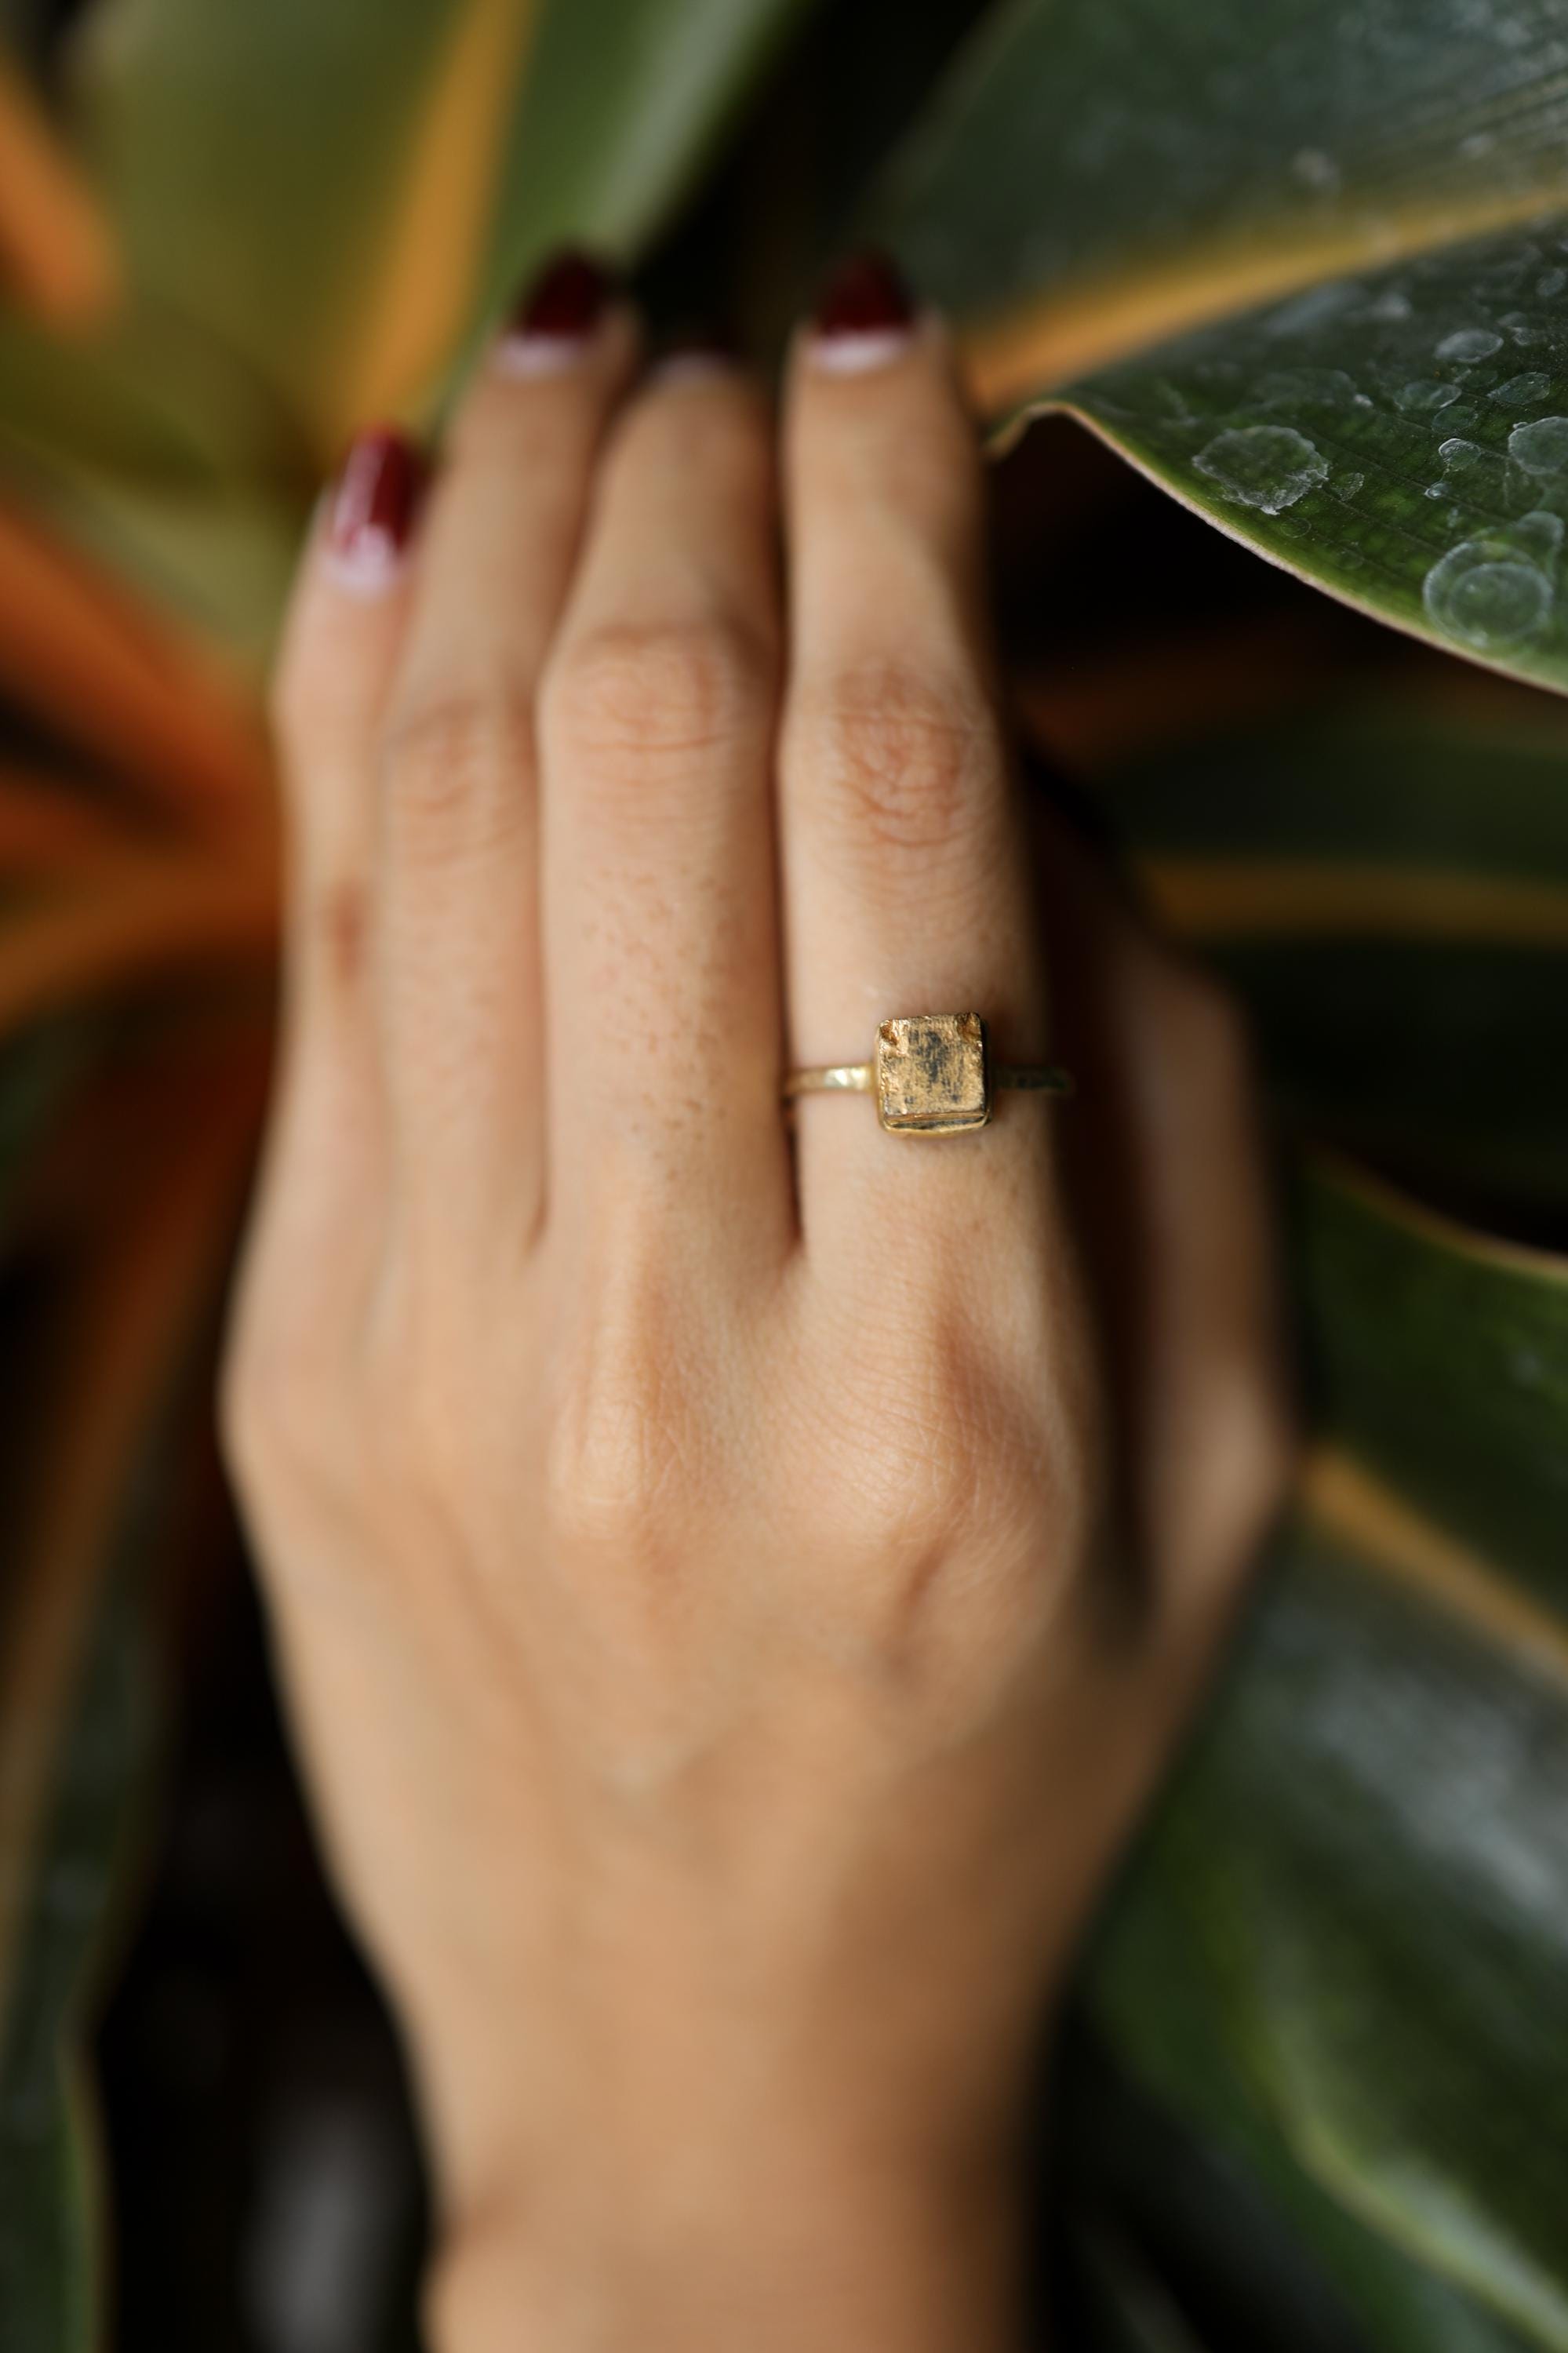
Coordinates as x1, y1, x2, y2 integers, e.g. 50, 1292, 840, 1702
96, 1534, 425, 2353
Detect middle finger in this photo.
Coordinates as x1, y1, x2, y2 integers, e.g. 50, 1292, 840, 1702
540, 352, 789, 1261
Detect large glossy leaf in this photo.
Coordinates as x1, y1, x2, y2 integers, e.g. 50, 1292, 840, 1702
1078, 1158, 1568, 2350
873, 0, 1568, 387
1055, 227, 1568, 694
1092, 694, 1568, 1220
871, 0, 1568, 690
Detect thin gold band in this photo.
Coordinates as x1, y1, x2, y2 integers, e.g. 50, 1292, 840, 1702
784, 1062, 1073, 1098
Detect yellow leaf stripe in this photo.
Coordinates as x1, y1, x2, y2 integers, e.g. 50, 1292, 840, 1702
961, 182, 1568, 414
1315, 1148, 1568, 1286
0, 500, 269, 827
1140, 860, 1568, 947
329, 0, 541, 447
1301, 1446, 1568, 1687
0, 54, 117, 327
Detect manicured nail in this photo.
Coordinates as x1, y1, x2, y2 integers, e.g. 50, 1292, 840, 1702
324, 427, 423, 595
497, 246, 616, 377
649, 322, 739, 386
809, 250, 917, 375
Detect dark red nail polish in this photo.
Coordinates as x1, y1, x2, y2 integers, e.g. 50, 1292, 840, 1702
511, 246, 615, 343
813, 250, 915, 344
326, 427, 423, 589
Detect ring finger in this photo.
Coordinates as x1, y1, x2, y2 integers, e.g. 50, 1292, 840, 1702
780, 256, 1062, 1258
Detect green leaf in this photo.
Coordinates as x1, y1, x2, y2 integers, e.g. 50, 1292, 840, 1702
1056, 227, 1568, 693
1096, 695, 1568, 1219
873, 0, 1568, 370
1301, 1166, 1568, 1606
2, 0, 818, 649
74, 0, 489, 446
871, 0, 1568, 687
468, 0, 823, 331
1080, 1159, 1568, 2348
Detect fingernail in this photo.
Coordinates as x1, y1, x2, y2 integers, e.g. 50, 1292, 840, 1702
649, 321, 739, 386
498, 246, 616, 377
324, 427, 424, 595
809, 250, 917, 375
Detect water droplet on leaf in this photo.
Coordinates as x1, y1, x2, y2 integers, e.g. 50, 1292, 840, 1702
1290, 147, 1340, 190
1424, 553, 1552, 648
1193, 424, 1328, 512
1264, 284, 1355, 338
1359, 289, 1413, 323
1437, 436, 1487, 474
1395, 380, 1461, 413
1491, 371, 1551, 407
1508, 416, 1568, 475
1423, 517, 1559, 649
1435, 328, 1503, 361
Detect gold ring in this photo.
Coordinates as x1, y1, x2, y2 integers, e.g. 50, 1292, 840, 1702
784, 1013, 1073, 1136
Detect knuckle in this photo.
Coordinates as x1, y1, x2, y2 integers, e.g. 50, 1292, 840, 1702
544, 613, 770, 770
544, 1275, 705, 1566
804, 1318, 1079, 1663
795, 661, 998, 860
380, 684, 537, 852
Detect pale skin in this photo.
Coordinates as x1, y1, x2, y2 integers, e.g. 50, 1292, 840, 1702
222, 268, 1291, 2350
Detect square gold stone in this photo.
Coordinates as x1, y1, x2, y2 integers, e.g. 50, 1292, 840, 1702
875, 1013, 991, 1133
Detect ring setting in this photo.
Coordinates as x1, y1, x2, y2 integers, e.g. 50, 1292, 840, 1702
785, 1013, 1072, 1136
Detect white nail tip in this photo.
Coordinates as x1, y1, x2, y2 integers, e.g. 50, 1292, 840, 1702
322, 529, 403, 600
493, 330, 589, 380
808, 326, 916, 377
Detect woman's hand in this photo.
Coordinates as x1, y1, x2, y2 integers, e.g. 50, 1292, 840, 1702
222, 252, 1290, 2351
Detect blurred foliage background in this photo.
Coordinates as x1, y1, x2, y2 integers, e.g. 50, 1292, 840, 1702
0, 1, 1564, 2346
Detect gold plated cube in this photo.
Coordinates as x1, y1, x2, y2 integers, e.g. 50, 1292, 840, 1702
875, 1013, 991, 1133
